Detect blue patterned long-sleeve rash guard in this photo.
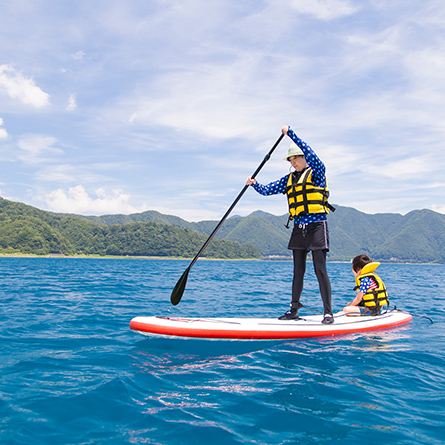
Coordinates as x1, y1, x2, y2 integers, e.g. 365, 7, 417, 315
252, 127, 327, 226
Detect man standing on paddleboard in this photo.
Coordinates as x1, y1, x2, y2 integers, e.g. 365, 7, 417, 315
246, 125, 335, 324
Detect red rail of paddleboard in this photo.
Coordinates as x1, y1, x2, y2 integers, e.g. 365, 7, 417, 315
129, 314, 412, 340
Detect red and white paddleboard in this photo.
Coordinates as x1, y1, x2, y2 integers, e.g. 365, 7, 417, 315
129, 310, 412, 340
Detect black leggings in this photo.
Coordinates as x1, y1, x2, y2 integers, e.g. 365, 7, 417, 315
291, 249, 332, 315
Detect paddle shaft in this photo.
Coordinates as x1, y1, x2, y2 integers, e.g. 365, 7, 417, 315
171, 133, 285, 305
189, 133, 285, 270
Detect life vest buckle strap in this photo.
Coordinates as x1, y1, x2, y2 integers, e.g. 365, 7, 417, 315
284, 214, 292, 229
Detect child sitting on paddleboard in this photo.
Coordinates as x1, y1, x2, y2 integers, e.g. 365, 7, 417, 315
344, 254, 389, 316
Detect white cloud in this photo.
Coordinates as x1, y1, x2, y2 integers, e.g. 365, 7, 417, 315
71, 50, 85, 60
44, 185, 148, 215
35, 161, 138, 187
369, 157, 431, 179
432, 204, 445, 214
66, 93, 77, 111
128, 113, 137, 124
127, 55, 299, 140
35, 164, 76, 183
0, 64, 50, 108
288, 0, 359, 20
0, 117, 7, 139
17, 134, 63, 164
321, 143, 363, 177
1, 1, 445, 220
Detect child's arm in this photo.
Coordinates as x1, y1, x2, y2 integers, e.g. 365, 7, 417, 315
347, 291, 364, 307
347, 276, 374, 306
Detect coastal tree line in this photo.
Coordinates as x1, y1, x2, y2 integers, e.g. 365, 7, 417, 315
1, 196, 445, 263
0, 198, 259, 258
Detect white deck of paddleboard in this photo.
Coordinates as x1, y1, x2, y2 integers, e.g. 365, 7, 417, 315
130, 310, 412, 340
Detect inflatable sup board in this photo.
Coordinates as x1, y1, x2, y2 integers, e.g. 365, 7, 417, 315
129, 310, 412, 340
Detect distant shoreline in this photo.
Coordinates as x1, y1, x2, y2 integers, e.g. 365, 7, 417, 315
0, 253, 260, 261
0, 253, 442, 265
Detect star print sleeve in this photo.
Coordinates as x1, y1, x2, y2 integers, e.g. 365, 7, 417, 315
251, 174, 289, 196
359, 277, 372, 294
287, 127, 326, 188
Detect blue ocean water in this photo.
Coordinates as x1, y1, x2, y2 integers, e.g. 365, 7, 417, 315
1, 257, 444, 445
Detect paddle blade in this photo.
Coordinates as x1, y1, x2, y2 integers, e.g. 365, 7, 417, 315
170, 267, 190, 305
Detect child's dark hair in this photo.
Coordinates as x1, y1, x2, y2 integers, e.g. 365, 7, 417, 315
352, 254, 372, 273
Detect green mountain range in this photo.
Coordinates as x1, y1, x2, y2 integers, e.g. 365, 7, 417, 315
1, 196, 444, 263
73, 205, 445, 264
0, 197, 258, 259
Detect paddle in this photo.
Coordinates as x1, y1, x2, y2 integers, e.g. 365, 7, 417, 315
170, 133, 285, 305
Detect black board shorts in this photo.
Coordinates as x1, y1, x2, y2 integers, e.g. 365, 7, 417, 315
287, 220, 330, 251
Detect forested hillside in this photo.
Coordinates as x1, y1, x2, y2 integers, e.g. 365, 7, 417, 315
75, 205, 445, 263
0, 198, 258, 259
2, 196, 444, 263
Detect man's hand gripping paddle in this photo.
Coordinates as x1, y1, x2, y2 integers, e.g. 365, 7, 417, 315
170, 133, 285, 306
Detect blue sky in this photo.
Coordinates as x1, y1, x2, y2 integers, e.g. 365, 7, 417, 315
1, 0, 444, 221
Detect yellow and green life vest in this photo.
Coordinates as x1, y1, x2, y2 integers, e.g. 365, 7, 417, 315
354, 262, 389, 307
285, 168, 334, 220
